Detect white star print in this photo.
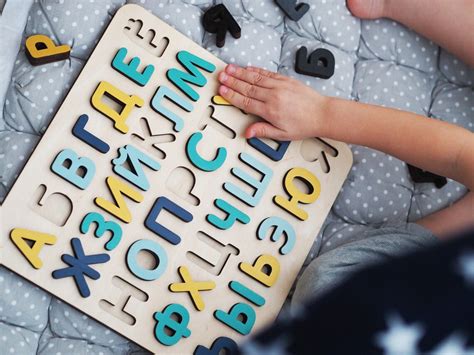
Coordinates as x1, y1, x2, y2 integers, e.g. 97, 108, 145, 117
457, 252, 474, 286
431, 333, 474, 355
375, 313, 424, 355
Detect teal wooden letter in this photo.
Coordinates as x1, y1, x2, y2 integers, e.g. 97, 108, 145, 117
207, 199, 250, 230
229, 281, 265, 306
224, 152, 273, 207
153, 303, 191, 346
112, 47, 155, 87
186, 132, 227, 172
80, 212, 123, 251
167, 50, 216, 101
214, 303, 256, 335
151, 86, 193, 132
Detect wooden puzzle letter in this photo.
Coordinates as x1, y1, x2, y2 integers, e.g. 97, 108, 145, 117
150, 86, 193, 132
211, 95, 231, 106
257, 216, 296, 255
144, 196, 193, 245
169, 266, 216, 311
239, 254, 280, 287
80, 212, 123, 251
186, 231, 239, 276
30, 184, 73, 227
52, 238, 110, 298
112, 47, 155, 87
10, 228, 57, 269
126, 239, 168, 281
51, 149, 96, 190
186, 132, 227, 172
273, 167, 321, 221
167, 50, 216, 102
94, 176, 144, 223
25, 34, 70, 66
248, 138, 290, 162
206, 199, 250, 230
223, 153, 273, 207
99, 276, 149, 326
194, 337, 239, 355
91, 81, 144, 134
153, 304, 191, 346
112, 144, 160, 191
229, 281, 265, 306
72, 114, 110, 154
214, 303, 256, 335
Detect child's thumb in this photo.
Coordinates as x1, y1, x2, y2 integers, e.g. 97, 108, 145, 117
246, 122, 284, 140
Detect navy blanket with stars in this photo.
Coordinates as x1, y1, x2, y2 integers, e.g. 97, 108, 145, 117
241, 228, 474, 354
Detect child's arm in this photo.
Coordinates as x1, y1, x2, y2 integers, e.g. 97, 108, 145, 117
218, 64, 474, 238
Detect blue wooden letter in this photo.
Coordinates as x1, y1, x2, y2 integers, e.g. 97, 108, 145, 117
52, 238, 110, 298
224, 153, 273, 207
257, 216, 296, 255
248, 138, 290, 161
145, 196, 193, 245
51, 149, 96, 190
194, 337, 239, 355
72, 114, 110, 153
112, 144, 160, 191
150, 86, 193, 132
126, 239, 168, 281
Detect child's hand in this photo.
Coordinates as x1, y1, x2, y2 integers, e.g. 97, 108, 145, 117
218, 64, 329, 140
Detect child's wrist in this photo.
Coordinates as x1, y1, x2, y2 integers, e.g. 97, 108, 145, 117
314, 96, 335, 139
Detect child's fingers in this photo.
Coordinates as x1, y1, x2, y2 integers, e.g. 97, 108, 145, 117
246, 66, 285, 80
246, 121, 286, 140
225, 64, 276, 88
218, 71, 271, 102
219, 85, 267, 118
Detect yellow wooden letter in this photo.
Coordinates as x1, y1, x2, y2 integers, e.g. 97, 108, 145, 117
25, 34, 70, 63
212, 95, 231, 106
91, 81, 144, 134
95, 176, 143, 223
239, 254, 280, 287
169, 266, 215, 311
10, 228, 57, 269
274, 167, 321, 221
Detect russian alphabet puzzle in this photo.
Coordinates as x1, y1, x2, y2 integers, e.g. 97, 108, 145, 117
0, 4, 352, 354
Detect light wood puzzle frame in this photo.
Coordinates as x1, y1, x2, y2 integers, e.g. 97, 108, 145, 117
0, 4, 353, 354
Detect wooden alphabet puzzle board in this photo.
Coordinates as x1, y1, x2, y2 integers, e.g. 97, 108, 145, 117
0, 4, 352, 354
